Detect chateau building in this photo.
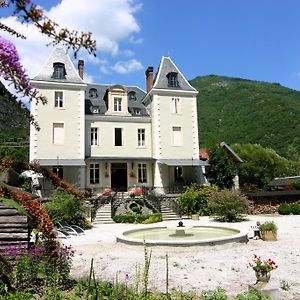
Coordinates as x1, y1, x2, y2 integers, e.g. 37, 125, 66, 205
30, 47, 205, 194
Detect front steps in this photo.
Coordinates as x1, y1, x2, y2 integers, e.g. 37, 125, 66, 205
161, 204, 180, 221
93, 203, 114, 224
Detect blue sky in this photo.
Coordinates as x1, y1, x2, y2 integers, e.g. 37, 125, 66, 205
1, 0, 300, 91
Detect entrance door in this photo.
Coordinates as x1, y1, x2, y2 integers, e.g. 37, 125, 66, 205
111, 163, 128, 191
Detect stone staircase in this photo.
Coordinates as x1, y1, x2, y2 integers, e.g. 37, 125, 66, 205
93, 203, 114, 224
161, 204, 180, 221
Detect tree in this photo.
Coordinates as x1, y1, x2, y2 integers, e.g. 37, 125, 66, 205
231, 143, 290, 190
206, 143, 237, 189
0, 0, 96, 128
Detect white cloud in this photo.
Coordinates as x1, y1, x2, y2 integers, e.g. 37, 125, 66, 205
111, 59, 143, 74
0, 0, 142, 78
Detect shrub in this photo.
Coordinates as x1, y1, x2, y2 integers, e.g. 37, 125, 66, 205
113, 213, 162, 224
44, 188, 89, 228
177, 184, 218, 216
208, 189, 249, 222
234, 288, 271, 299
278, 203, 292, 215
290, 202, 300, 215
258, 221, 277, 233
202, 287, 228, 300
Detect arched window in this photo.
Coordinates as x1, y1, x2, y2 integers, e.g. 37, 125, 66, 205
89, 88, 98, 98
128, 91, 136, 101
167, 72, 179, 87
52, 63, 66, 79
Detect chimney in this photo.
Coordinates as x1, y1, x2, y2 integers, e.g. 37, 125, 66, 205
145, 66, 154, 92
78, 60, 84, 79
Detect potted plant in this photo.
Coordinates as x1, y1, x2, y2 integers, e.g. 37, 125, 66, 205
249, 255, 278, 283
259, 221, 278, 241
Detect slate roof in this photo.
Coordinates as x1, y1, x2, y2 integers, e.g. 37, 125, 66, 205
32, 47, 84, 84
153, 56, 197, 92
85, 84, 148, 116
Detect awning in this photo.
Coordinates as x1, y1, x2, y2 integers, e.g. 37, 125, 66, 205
36, 159, 86, 166
158, 159, 208, 166
86, 157, 155, 162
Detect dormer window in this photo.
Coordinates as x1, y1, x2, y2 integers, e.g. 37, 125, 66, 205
128, 91, 136, 101
52, 63, 66, 79
167, 72, 179, 87
92, 106, 100, 113
89, 88, 98, 98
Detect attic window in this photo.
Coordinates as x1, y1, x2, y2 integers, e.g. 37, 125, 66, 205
128, 91, 136, 101
52, 63, 66, 79
167, 72, 179, 87
92, 106, 100, 113
89, 88, 98, 98
133, 108, 141, 115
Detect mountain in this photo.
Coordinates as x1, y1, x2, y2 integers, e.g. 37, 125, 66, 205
0, 81, 30, 161
190, 75, 300, 159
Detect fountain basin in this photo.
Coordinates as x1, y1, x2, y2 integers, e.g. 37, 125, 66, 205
116, 225, 248, 246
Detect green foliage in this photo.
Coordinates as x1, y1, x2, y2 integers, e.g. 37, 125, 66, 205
206, 144, 237, 189
44, 188, 88, 228
201, 287, 228, 300
234, 288, 271, 299
290, 202, 300, 215
0, 291, 33, 300
209, 189, 249, 222
113, 212, 162, 224
278, 203, 292, 215
258, 221, 278, 233
231, 143, 290, 189
177, 184, 218, 216
190, 75, 300, 160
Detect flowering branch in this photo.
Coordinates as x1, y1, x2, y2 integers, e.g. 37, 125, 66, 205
9, 0, 97, 58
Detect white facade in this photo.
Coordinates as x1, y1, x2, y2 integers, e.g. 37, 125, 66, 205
30, 48, 204, 194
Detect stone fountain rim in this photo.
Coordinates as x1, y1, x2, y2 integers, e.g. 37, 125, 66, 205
116, 224, 248, 247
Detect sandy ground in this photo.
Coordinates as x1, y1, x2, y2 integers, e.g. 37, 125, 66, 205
62, 215, 300, 299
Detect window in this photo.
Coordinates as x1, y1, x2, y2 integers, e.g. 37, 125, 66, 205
55, 91, 63, 108
91, 127, 99, 146
90, 163, 100, 184
52, 166, 63, 179
52, 63, 66, 79
174, 166, 183, 182
171, 98, 180, 114
167, 72, 179, 87
128, 91, 136, 101
133, 108, 141, 115
172, 126, 182, 146
53, 123, 64, 144
89, 88, 98, 98
137, 129, 145, 147
114, 98, 122, 112
114, 128, 122, 146
138, 163, 147, 183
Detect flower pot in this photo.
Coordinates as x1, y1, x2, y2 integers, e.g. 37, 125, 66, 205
255, 271, 271, 283
191, 214, 199, 220
261, 230, 277, 241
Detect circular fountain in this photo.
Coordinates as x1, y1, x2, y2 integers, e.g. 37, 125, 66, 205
116, 221, 248, 246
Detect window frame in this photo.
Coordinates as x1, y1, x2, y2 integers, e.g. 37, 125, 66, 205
137, 128, 145, 147
138, 163, 147, 183
89, 163, 100, 184
114, 97, 122, 112
53, 63, 66, 79
114, 127, 123, 146
54, 91, 64, 108
171, 97, 181, 114
52, 123, 64, 144
172, 126, 182, 146
90, 127, 99, 146
167, 72, 179, 87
